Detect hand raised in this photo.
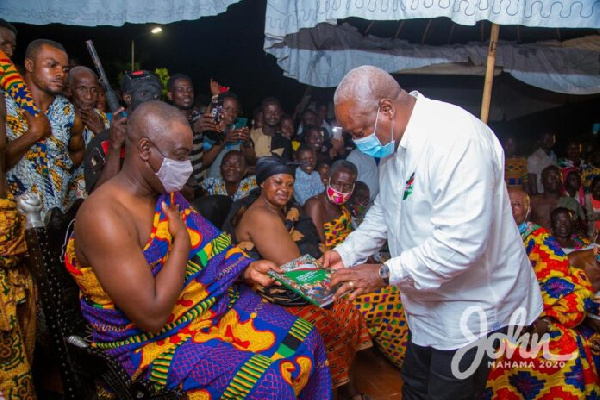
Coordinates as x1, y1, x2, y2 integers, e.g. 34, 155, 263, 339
161, 202, 191, 251
25, 111, 51, 141
108, 108, 127, 149
81, 109, 106, 135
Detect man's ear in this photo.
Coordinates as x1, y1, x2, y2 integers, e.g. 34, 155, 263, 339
24, 58, 34, 73
167, 91, 173, 101
138, 137, 152, 162
379, 98, 395, 120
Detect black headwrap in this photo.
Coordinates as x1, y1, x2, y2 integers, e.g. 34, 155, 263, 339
255, 155, 298, 184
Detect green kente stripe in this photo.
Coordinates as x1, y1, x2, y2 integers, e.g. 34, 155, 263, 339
221, 355, 273, 399
149, 344, 178, 386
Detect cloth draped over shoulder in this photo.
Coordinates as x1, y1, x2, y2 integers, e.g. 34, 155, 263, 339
65, 192, 331, 399
485, 223, 600, 399
0, 196, 37, 399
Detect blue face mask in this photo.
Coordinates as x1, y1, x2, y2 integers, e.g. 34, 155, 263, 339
353, 107, 395, 158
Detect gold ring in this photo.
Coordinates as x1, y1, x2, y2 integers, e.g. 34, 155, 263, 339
349, 281, 355, 288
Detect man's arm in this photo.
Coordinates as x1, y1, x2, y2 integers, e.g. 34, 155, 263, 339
5, 111, 51, 169
334, 191, 388, 267
389, 137, 495, 291
75, 200, 191, 333
68, 112, 85, 167
92, 112, 127, 191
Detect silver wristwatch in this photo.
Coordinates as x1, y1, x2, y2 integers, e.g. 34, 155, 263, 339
378, 263, 390, 286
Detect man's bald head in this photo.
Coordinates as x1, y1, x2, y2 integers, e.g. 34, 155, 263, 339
68, 66, 98, 87
334, 66, 401, 112
127, 100, 188, 144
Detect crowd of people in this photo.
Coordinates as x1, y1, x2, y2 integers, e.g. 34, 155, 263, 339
1, 18, 600, 400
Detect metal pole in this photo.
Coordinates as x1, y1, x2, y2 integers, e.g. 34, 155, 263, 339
131, 39, 134, 71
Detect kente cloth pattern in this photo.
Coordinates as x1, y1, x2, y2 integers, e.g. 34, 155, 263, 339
0, 50, 40, 116
6, 94, 84, 217
505, 156, 528, 188
325, 212, 408, 368
323, 206, 352, 249
485, 223, 600, 400
64, 192, 331, 399
0, 197, 37, 399
582, 165, 600, 194
224, 189, 372, 388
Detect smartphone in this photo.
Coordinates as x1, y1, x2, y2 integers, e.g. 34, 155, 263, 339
235, 117, 248, 129
332, 126, 343, 140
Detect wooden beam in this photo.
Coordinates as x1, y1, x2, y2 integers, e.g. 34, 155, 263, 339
448, 23, 456, 44
365, 21, 375, 35
394, 20, 405, 39
421, 19, 433, 44
480, 24, 501, 124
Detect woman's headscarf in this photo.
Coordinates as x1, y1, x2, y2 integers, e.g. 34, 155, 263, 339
255, 155, 297, 184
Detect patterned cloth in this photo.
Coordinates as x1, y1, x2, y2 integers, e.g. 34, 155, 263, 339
0, 50, 39, 116
200, 175, 257, 201
485, 223, 600, 399
65, 193, 331, 399
505, 156, 528, 188
225, 191, 372, 388
0, 197, 37, 399
582, 165, 600, 194
6, 94, 84, 217
324, 209, 408, 368
82, 109, 110, 146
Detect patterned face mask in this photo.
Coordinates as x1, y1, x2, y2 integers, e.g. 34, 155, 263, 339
326, 183, 353, 205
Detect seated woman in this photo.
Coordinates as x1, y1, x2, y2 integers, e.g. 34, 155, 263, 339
66, 101, 330, 399
306, 161, 408, 369
550, 206, 593, 254
485, 188, 600, 399
223, 156, 372, 399
200, 150, 257, 201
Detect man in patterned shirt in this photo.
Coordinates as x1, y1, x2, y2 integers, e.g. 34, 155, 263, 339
5, 38, 85, 217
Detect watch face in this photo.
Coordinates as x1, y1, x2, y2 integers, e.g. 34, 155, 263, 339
379, 264, 390, 279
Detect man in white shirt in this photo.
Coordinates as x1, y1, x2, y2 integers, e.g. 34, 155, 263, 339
527, 131, 557, 195
324, 66, 543, 400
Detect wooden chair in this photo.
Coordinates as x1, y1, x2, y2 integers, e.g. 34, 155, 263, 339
19, 194, 186, 400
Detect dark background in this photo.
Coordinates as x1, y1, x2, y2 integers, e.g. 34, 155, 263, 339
10, 0, 600, 155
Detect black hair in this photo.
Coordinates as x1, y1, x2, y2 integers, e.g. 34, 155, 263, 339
25, 39, 66, 60
550, 207, 573, 225
0, 18, 17, 36
167, 73, 192, 91
261, 96, 281, 110
541, 165, 560, 180
295, 144, 314, 155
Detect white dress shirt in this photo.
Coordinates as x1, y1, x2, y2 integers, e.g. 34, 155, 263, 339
527, 148, 557, 194
336, 93, 543, 350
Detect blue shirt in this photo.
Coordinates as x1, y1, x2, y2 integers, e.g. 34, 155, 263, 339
293, 168, 324, 206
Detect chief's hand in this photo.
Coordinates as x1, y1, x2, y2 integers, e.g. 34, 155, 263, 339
319, 250, 345, 270
330, 263, 386, 301
243, 260, 283, 287
162, 202, 191, 252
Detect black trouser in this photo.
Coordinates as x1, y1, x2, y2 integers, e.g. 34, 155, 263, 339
400, 333, 497, 400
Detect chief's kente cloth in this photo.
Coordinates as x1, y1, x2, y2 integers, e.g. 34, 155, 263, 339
65, 193, 331, 399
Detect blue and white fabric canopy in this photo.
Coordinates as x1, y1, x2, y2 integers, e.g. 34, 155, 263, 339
264, 0, 600, 95
0, 0, 241, 26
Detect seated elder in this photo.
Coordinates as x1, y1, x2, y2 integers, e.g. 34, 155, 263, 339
66, 102, 330, 399
223, 156, 372, 399
486, 187, 599, 398
551, 206, 593, 254
200, 149, 257, 201
307, 162, 408, 368
293, 144, 324, 207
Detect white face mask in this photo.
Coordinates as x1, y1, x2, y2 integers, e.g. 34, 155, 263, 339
151, 143, 193, 193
